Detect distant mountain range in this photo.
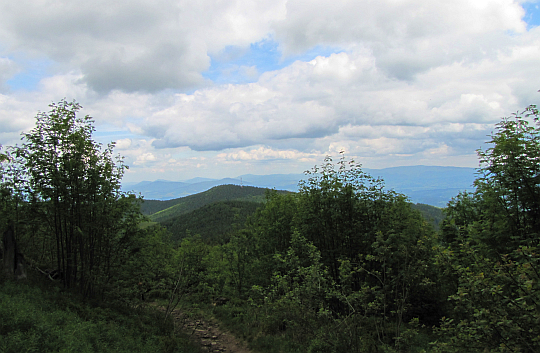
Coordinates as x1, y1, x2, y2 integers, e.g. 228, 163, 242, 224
122, 165, 477, 207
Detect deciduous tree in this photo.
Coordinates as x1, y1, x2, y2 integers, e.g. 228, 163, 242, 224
21, 99, 136, 295
436, 103, 540, 352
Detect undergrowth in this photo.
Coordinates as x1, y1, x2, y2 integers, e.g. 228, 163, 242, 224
0, 279, 204, 353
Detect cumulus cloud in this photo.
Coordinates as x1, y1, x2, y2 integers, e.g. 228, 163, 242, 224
114, 138, 132, 150
2, 0, 526, 93
138, 45, 532, 157
0, 0, 286, 93
217, 146, 317, 161
133, 152, 157, 165
0, 0, 539, 180
0, 57, 19, 91
272, 0, 526, 78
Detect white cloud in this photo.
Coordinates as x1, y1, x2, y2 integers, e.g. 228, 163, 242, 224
0, 57, 19, 91
133, 152, 156, 165
115, 138, 132, 150
0, 0, 287, 93
217, 146, 317, 161
0, 0, 539, 182
138, 45, 536, 155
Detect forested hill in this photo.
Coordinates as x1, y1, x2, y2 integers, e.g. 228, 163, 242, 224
143, 184, 444, 242
411, 203, 444, 231
160, 200, 261, 243
160, 200, 443, 244
144, 184, 289, 223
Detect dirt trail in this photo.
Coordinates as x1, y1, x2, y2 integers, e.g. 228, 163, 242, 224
161, 306, 253, 353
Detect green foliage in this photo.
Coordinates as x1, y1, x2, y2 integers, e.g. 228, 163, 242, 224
436, 103, 540, 352
0, 281, 203, 353
148, 185, 285, 222
474, 105, 540, 253
434, 244, 540, 353
264, 232, 332, 341
0, 145, 31, 239
161, 200, 261, 243
17, 99, 138, 295
295, 154, 439, 338
296, 154, 387, 282
442, 104, 540, 254
172, 234, 213, 302
242, 190, 300, 287
213, 153, 440, 352
111, 224, 176, 305
223, 228, 257, 297
412, 203, 444, 231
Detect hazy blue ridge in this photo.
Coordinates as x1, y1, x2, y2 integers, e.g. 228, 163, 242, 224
122, 166, 476, 207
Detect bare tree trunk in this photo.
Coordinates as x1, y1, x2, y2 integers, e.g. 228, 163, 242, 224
2, 223, 26, 280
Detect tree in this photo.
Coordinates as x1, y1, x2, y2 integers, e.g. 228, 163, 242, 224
252, 153, 439, 351
0, 146, 22, 236
436, 103, 540, 352
20, 99, 136, 295
475, 104, 540, 252
295, 153, 389, 284
240, 190, 299, 289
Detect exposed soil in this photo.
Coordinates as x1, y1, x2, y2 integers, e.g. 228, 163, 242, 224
160, 306, 253, 353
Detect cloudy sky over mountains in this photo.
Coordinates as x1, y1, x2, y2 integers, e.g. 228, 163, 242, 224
1, 0, 539, 182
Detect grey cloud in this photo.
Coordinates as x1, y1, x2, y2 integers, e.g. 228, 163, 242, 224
148, 113, 339, 151
0, 0, 282, 93
142, 91, 340, 151
273, 0, 525, 79
80, 43, 208, 93
152, 138, 246, 151
0, 57, 19, 92
1, 0, 538, 173
134, 39, 538, 156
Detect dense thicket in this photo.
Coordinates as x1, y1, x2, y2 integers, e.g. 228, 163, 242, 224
434, 104, 540, 352
214, 155, 442, 352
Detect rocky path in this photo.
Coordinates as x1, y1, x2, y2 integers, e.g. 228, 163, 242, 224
162, 306, 253, 353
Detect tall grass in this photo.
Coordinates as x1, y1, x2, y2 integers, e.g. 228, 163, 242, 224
0, 280, 203, 353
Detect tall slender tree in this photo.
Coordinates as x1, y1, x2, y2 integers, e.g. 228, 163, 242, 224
21, 100, 132, 295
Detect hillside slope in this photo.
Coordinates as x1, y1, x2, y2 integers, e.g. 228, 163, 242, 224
147, 184, 287, 223
147, 184, 444, 244
161, 200, 261, 243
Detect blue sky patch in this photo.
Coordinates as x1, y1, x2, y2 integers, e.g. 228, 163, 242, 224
6, 58, 52, 91
523, 2, 540, 28
203, 39, 343, 84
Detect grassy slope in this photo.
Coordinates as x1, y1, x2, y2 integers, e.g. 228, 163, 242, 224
147, 185, 287, 223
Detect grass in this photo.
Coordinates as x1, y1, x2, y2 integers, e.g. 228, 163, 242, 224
0, 278, 204, 353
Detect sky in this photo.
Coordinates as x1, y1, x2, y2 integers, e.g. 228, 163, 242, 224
1, 0, 539, 183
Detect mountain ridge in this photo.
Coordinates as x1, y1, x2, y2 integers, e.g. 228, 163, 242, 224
123, 165, 476, 207
143, 184, 444, 243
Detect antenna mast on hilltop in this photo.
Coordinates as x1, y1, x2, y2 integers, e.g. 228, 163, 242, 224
241, 177, 243, 188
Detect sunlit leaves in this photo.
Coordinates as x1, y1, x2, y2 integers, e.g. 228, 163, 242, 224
435, 103, 540, 352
